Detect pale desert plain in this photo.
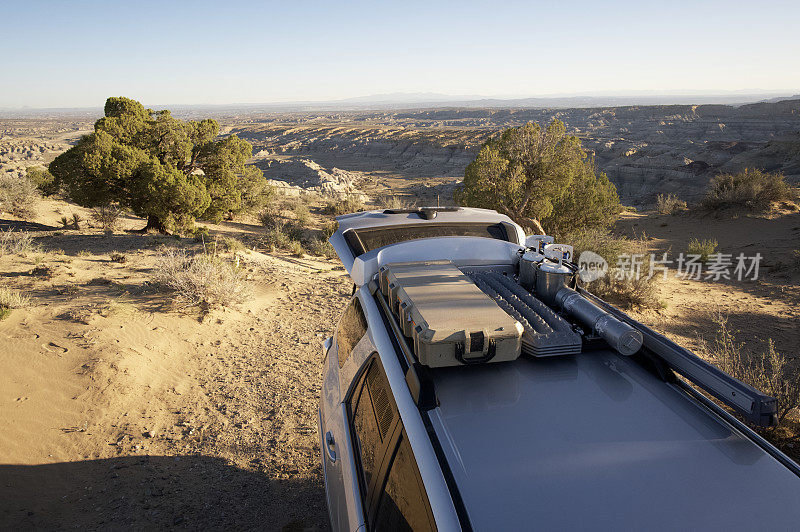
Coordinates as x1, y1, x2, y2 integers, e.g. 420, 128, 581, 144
1, 102, 799, 530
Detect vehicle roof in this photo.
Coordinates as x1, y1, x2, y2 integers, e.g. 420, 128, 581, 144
427, 349, 800, 530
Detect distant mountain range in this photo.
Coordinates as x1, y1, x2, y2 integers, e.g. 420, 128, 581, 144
2, 92, 799, 118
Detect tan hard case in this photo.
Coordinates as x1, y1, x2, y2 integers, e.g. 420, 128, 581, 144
379, 260, 523, 368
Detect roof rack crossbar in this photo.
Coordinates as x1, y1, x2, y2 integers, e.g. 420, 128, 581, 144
578, 287, 778, 427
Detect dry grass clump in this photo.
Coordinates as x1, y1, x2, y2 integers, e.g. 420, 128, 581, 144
0, 287, 29, 320
0, 174, 40, 218
687, 237, 718, 263
322, 195, 365, 216
656, 193, 687, 215
91, 205, 122, 232
563, 228, 661, 309
378, 195, 415, 210
152, 248, 250, 309
700, 311, 800, 424
0, 230, 42, 256
702, 168, 791, 211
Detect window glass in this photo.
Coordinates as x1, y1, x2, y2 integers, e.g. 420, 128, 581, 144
351, 364, 381, 490
375, 434, 434, 532
337, 296, 367, 368
351, 222, 509, 256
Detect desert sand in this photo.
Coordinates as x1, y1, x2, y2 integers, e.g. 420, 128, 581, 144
1, 200, 351, 530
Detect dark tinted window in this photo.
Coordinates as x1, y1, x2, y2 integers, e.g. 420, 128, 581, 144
375, 433, 435, 532
349, 222, 511, 256
352, 369, 381, 490
337, 296, 367, 368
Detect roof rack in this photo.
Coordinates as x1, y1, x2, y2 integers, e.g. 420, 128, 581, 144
382, 206, 460, 220
579, 287, 778, 427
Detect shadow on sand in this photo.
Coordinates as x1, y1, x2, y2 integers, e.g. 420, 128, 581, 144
0, 455, 329, 531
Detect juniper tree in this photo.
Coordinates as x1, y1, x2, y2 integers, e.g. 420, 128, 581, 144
49, 97, 271, 232
457, 119, 620, 235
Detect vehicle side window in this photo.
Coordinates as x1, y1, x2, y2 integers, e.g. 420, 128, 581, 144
351, 363, 382, 490
374, 432, 435, 532
337, 295, 367, 368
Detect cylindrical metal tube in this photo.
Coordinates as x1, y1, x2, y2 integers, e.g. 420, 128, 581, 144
555, 287, 643, 356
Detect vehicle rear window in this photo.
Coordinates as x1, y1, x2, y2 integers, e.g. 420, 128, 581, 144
375, 432, 435, 531
345, 222, 513, 257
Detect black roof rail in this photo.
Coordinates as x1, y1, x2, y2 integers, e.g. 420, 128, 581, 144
579, 287, 778, 427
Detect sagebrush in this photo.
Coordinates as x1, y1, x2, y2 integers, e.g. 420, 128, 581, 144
0, 174, 40, 218
152, 248, 250, 309
701, 310, 800, 423
563, 228, 661, 309
322, 195, 364, 216
702, 168, 791, 211
656, 193, 687, 215
687, 238, 718, 263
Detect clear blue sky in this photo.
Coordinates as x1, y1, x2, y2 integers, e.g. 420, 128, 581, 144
2, 0, 799, 108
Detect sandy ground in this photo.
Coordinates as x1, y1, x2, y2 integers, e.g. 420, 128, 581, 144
2, 196, 798, 529
1, 200, 351, 530
615, 208, 800, 357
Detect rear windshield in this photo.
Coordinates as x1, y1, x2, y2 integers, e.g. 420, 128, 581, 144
344, 222, 513, 257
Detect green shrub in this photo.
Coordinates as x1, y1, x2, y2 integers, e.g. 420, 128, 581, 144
687, 238, 717, 263
702, 168, 790, 211
656, 193, 687, 215
26, 166, 58, 196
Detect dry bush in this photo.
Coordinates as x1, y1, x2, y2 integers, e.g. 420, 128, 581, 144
0, 230, 42, 256
152, 248, 250, 309
701, 311, 800, 423
0, 174, 40, 218
304, 237, 336, 259
702, 168, 791, 211
687, 238, 718, 263
656, 193, 687, 215
563, 228, 661, 309
109, 252, 126, 263
0, 286, 29, 320
91, 205, 122, 232
293, 202, 311, 225
322, 220, 339, 239
322, 195, 365, 216
287, 239, 305, 257
209, 236, 245, 253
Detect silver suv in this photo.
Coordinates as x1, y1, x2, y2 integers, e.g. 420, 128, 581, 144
319, 207, 800, 531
